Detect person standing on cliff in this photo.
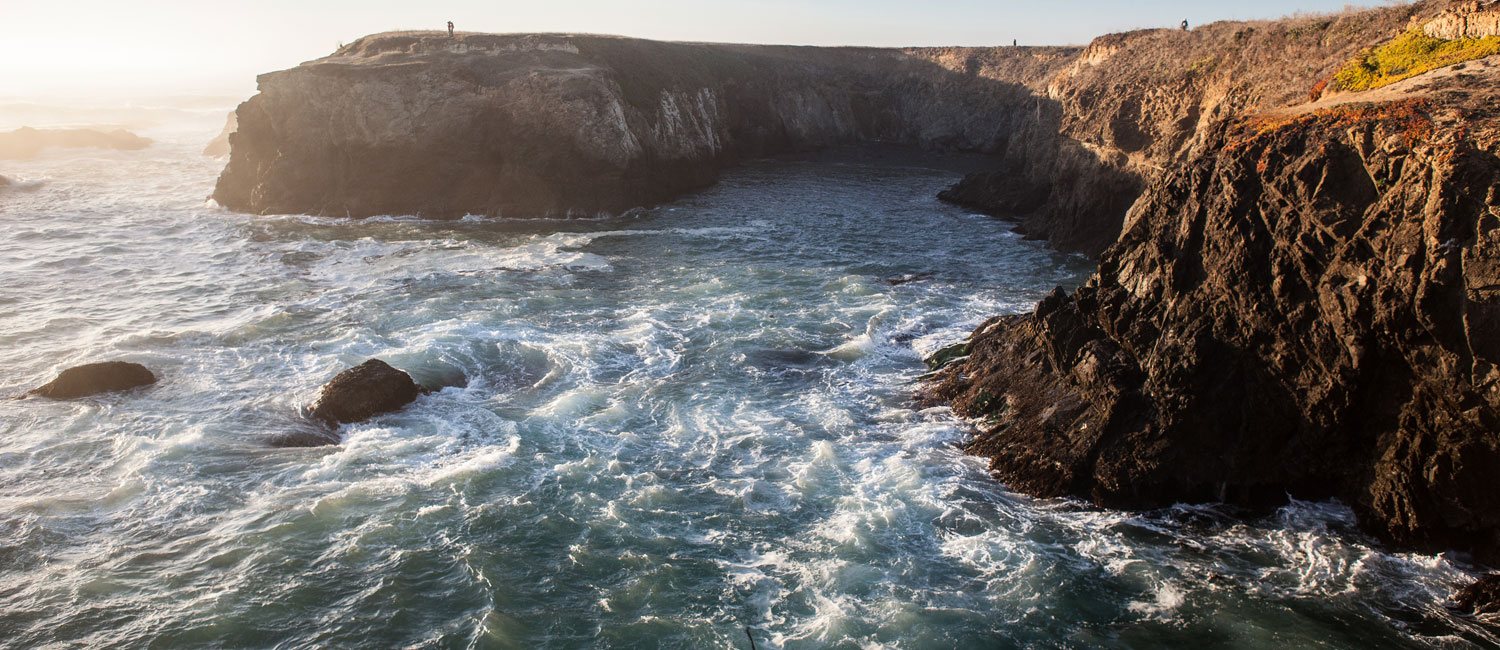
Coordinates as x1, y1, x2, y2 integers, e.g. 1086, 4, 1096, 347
447, 21, 455, 38
1181, 19, 1189, 31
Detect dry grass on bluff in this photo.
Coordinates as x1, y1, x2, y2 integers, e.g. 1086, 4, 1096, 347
1334, 28, 1500, 91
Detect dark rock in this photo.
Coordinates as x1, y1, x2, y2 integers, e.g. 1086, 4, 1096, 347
269, 430, 342, 448
309, 359, 421, 425
886, 272, 934, 286
1454, 574, 1500, 616
30, 362, 157, 399
925, 102, 1500, 561
924, 342, 970, 371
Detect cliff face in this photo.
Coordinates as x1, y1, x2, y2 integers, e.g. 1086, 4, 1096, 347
927, 89, 1500, 559
214, 33, 1075, 220
929, 3, 1443, 255
217, 2, 1500, 562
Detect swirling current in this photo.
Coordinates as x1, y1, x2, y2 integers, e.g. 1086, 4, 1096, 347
0, 109, 1496, 648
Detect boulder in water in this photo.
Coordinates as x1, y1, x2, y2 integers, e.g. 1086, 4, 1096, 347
30, 361, 157, 399
308, 359, 420, 425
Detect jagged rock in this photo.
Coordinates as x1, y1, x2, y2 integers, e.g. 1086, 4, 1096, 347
0, 127, 151, 160
1454, 574, 1500, 616
308, 359, 421, 426
30, 362, 157, 399
924, 342, 970, 371
202, 112, 236, 157
926, 100, 1500, 561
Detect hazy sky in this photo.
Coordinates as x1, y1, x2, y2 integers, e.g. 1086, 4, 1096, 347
1, 0, 1390, 99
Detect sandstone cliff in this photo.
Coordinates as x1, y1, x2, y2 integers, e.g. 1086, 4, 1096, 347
214, 33, 1075, 221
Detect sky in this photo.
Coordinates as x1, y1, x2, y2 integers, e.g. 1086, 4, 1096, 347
0, 0, 1395, 100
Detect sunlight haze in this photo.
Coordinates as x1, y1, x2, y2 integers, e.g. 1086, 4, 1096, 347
2, 0, 1391, 99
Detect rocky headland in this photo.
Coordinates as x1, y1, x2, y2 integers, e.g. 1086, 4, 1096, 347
0, 127, 152, 160
215, 0, 1500, 579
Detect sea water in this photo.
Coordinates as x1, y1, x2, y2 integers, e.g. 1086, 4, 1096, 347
0, 108, 1494, 648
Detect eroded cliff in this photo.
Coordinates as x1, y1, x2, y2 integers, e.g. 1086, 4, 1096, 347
214, 33, 1075, 221
926, 82, 1500, 559
216, 1, 1500, 565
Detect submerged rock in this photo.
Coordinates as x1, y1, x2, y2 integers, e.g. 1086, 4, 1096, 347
308, 359, 421, 426
1454, 574, 1500, 617
885, 272, 934, 286
269, 430, 341, 448
30, 362, 157, 399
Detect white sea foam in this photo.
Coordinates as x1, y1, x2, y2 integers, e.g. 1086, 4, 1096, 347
0, 124, 1479, 649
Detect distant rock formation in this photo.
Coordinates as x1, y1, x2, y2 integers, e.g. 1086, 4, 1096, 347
29, 362, 157, 399
308, 359, 421, 426
213, 32, 1087, 242
0, 127, 151, 160
202, 112, 236, 157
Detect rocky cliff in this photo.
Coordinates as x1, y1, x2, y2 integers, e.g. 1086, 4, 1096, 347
214, 33, 1075, 221
217, 1, 1500, 564
926, 59, 1500, 560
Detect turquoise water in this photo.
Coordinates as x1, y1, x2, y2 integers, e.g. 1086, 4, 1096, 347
0, 118, 1494, 648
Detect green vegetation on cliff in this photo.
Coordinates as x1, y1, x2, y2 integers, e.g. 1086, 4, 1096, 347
1333, 29, 1500, 91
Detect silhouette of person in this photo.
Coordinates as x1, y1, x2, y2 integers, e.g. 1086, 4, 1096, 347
448, 21, 455, 38
1181, 19, 1189, 31
1013, 39, 1018, 47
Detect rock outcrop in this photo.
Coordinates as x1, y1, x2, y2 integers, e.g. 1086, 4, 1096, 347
930, 4, 1445, 254
0, 127, 151, 160
927, 86, 1500, 560
217, 0, 1500, 566
29, 362, 157, 399
213, 32, 1078, 232
1423, 0, 1500, 39
308, 359, 421, 426
202, 112, 236, 157
1455, 574, 1500, 616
